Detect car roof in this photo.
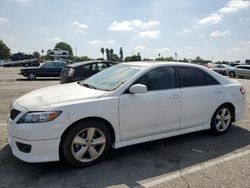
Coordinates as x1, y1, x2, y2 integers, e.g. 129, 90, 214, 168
66, 60, 117, 68
235, 64, 250, 67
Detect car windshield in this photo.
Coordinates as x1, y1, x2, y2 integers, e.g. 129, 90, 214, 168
79, 64, 144, 91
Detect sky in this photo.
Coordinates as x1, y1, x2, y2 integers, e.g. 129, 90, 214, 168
0, 0, 250, 62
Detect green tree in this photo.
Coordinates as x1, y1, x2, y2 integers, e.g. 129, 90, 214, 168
0, 40, 11, 59
100, 48, 104, 59
110, 53, 119, 61
125, 53, 142, 62
55, 42, 73, 56
245, 59, 250, 64
33, 51, 40, 59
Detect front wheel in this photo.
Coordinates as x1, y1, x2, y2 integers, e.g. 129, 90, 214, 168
27, 72, 36, 80
210, 105, 233, 135
61, 121, 111, 167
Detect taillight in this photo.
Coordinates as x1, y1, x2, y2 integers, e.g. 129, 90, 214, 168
68, 68, 75, 77
240, 87, 246, 95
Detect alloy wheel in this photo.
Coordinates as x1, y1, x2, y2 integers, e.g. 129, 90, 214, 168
71, 127, 106, 162
215, 108, 231, 132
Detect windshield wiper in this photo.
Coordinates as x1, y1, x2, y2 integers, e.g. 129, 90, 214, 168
81, 83, 97, 89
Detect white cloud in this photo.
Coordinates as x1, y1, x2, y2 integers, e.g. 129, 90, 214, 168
45, 37, 62, 42
219, 0, 250, 13
88, 40, 102, 45
176, 28, 190, 35
198, 13, 222, 24
106, 40, 116, 44
239, 41, 250, 46
154, 48, 170, 53
109, 19, 160, 31
138, 31, 161, 39
209, 30, 230, 37
185, 46, 194, 50
72, 21, 88, 30
88, 40, 116, 45
134, 45, 147, 51
15, 0, 30, 2
0, 17, 8, 23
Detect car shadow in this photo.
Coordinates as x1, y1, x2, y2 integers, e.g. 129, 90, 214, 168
0, 124, 250, 188
16, 78, 60, 81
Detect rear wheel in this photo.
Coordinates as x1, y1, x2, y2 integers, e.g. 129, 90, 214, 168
27, 72, 36, 80
210, 105, 233, 135
61, 121, 111, 167
229, 71, 235, 78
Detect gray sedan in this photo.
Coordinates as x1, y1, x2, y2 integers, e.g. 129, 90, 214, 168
227, 65, 250, 78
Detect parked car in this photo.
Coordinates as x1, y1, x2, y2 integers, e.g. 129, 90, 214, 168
0, 60, 5, 65
227, 65, 250, 78
8, 62, 245, 167
47, 48, 69, 56
10, 52, 34, 61
212, 64, 232, 75
19, 61, 67, 80
60, 61, 117, 84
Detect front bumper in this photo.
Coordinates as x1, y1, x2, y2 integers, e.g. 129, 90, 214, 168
8, 136, 60, 163
7, 101, 67, 163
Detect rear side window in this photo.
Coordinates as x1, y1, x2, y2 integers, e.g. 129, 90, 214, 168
178, 66, 219, 87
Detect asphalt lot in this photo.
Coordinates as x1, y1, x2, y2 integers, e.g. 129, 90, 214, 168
0, 67, 250, 188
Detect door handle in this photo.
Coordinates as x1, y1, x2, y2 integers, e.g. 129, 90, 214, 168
169, 94, 180, 99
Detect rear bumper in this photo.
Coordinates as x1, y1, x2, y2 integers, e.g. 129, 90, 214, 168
8, 136, 60, 163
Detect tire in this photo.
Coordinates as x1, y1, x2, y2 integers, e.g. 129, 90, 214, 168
61, 120, 111, 167
27, 72, 36, 80
210, 105, 233, 135
228, 71, 235, 78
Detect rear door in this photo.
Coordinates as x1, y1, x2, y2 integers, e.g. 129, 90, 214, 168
177, 66, 224, 128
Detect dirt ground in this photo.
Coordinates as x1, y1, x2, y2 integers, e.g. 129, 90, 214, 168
0, 67, 250, 188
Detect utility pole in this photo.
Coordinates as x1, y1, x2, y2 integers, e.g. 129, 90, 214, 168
75, 46, 77, 57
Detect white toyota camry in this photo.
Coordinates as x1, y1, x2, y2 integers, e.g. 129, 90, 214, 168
7, 62, 246, 167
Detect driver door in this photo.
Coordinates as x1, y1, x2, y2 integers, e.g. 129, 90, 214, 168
119, 66, 181, 140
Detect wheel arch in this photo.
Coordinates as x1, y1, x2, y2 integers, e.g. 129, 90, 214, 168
59, 116, 116, 159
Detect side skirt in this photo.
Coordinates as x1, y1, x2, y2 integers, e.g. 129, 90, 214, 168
113, 124, 210, 149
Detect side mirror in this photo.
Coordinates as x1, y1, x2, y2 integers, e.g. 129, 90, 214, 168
129, 84, 147, 94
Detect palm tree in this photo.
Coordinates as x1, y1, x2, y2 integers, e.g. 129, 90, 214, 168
105, 48, 110, 60
100, 48, 104, 59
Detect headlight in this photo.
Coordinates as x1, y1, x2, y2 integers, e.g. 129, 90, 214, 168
17, 111, 62, 124
68, 68, 75, 77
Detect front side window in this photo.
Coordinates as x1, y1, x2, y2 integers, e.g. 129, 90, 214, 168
178, 66, 219, 87
135, 66, 176, 91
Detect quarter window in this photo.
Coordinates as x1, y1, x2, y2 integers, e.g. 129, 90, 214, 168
135, 66, 176, 91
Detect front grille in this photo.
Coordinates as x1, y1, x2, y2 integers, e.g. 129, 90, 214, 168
10, 109, 21, 120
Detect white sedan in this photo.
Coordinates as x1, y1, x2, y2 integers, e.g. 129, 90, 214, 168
7, 62, 246, 167
47, 48, 69, 56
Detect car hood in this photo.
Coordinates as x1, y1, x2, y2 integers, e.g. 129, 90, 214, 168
15, 82, 107, 110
